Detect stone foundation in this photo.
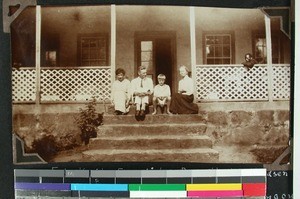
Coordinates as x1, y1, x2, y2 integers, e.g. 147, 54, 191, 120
12, 102, 290, 163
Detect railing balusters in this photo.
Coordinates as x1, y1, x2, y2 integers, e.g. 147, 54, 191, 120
12, 64, 290, 103
195, 64, 290, 102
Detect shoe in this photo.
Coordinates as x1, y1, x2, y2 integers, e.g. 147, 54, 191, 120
140, 110, 145, 116
135, 110, 140, 121
140, 110, 146, 121
135, 110, 140, 116
114, 110, 123, 115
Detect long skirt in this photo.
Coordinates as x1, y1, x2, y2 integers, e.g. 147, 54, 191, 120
170, 93, 199, 114
112, 92, 129, 113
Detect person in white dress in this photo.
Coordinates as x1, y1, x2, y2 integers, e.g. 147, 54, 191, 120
111, 68, 131, 115
152, 74, 172, 115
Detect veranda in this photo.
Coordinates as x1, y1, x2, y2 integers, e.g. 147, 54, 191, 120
11, 6, 290, 108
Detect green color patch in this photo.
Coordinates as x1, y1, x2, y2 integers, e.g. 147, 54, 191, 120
129, 184, 186, 191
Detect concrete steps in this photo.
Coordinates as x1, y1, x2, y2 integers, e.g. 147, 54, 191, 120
97, 123, 207, 137
88, 135, 213, 150
82, 113, 219, 162
102, 114, 206, 124
82, 148, 219, 162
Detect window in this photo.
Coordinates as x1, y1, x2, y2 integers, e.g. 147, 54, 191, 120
78, 34, 108, 66
253, 33, 280, 64
45, 51, 57, 66
41, 34, 59, 67
204, 33, 233, 64
140, 41, 154, 74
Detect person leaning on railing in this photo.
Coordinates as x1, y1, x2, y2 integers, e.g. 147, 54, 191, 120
242, 53, 258, 70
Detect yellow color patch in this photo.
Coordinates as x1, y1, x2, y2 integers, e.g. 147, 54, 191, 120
186, 184, 242, 191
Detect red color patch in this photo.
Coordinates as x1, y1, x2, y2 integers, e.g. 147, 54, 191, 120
243, 183, 266, 196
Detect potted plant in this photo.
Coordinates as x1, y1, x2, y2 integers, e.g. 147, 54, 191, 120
75, 98, 103, 145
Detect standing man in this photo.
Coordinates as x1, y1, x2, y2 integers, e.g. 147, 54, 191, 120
131, 66, 153, 121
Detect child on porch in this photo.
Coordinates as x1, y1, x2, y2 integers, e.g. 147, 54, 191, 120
152, 74, 172, 115
131, 66, 153, 121
111, 68, 131, 115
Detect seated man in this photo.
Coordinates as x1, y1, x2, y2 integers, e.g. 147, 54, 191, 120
130, 66, 153, 121
152, 74, 172, 115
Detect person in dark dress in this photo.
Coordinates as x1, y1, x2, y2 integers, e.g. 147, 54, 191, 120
170, 65, 199, 114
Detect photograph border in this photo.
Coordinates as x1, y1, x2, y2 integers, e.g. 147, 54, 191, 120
0, 0, 296, 198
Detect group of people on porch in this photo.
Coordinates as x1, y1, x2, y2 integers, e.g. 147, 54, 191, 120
111, 53, 257, 120
111, 65, 199, 121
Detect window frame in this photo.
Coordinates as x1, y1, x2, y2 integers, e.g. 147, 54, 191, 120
202, 31, 235, 65
77, 33, 109, 67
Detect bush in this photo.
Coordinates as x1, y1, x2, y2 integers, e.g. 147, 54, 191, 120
75, 98, 103, 145
32, 134, 58, 161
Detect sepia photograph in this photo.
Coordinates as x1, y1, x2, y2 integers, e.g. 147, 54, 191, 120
11, 4, 291, 164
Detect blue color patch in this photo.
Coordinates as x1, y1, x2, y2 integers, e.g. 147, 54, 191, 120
71, 184, 128, 191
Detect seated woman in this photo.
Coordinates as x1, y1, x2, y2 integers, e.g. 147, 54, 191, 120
170, 65, 199, 114
111, 68, 131, 115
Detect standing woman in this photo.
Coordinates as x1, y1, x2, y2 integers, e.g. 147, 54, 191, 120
170, 65, 199, 114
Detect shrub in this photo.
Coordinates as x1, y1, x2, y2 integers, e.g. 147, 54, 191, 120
32, 133, 58, 161
75, 98, 103, 145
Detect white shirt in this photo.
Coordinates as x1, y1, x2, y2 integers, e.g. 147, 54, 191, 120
111, 79, 131, 101
178, 75, 194, 95
131, 76, 154, 95
153, 84, 171, 98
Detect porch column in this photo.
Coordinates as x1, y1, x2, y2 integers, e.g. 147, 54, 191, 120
265, 15, 273, 102
111, 5, 116, 83
35, 6, 41, 104
189, 7, 197, 100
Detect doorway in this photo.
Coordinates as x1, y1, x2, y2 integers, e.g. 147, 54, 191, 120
135, 32, 176, 93
155, 38, 172, 88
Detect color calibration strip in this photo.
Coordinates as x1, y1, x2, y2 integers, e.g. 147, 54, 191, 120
15, 169, 266, 198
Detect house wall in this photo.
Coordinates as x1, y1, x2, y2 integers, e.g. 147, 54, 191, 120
195, 7, 266, 65
13, 6, 291, 71
270, 18, 292, 64
41, 6, 111, 67
115, 5, 191, 81
282, 33, 292, 63
11, 7, 36, 67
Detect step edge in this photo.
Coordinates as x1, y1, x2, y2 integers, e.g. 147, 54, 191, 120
83, 148, 219, 155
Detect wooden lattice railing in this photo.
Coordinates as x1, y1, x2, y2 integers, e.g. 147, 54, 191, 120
195, 64, 290, 102
12, 64, 290, 103
12, 67, 36, 103
12, 66, 111, 103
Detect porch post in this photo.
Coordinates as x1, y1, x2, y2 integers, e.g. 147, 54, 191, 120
111, 5, 116, 84
264, 15, 273, 102
189, 7, 197, 100
35, 6, 41, 104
